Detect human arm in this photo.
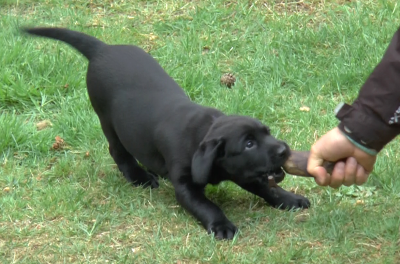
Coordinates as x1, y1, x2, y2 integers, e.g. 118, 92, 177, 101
307, 26, 400, 188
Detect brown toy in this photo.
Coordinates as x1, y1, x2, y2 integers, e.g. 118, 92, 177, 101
267, 150, 337, 188
283, 150, 336, 177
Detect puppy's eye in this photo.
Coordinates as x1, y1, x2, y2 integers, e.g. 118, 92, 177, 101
245, 140, 254, 149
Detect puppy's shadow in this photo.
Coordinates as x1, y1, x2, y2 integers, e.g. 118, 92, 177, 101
206, 182, 269, 210
153, 179, 268, 215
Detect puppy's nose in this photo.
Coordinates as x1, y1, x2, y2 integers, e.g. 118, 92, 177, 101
276, 144, 288, 158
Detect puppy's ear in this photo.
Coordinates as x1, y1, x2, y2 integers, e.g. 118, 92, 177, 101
191, 139, 224, 185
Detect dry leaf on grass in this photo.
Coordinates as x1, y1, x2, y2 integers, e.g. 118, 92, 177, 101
148, 33, 157, 41
3, 187, 11, 193
295, 213, 310, 223
141, 33, 158, 41
355, 200, 365, 205
131, 247, 141, 253
51, 136, 66, 150
36, 120, 53, 131
299, 106, 310, 112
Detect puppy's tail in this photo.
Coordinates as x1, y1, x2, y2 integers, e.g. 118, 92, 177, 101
21, 27, 105, 60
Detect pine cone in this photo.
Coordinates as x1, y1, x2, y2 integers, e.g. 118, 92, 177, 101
220, 73, 236, 88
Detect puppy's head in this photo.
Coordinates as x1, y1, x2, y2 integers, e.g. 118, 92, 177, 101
191, 115, 290, 185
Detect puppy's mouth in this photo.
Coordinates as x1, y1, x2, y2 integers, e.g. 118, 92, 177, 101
263, 167, 285, 183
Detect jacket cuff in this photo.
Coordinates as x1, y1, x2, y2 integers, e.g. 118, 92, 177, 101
335, 103, 399, 153
339, 130, 378, 156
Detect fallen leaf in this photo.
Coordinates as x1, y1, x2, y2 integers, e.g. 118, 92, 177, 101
3, 187, 10, 192
148, 33, 157, 41
36, 120, 53, 131
295, 213, 310, 223
299, 106, 310, 112
355, 200, 365, 205
132, 247, 141, 253
51, 136, 66, 150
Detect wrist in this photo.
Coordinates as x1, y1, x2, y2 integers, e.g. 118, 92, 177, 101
334, 102, 398, 153
337, 128, 378, 156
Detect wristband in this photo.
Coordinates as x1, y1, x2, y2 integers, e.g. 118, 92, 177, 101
339, 130, 378, 156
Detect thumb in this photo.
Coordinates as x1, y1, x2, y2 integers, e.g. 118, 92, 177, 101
307, 149, 330, 186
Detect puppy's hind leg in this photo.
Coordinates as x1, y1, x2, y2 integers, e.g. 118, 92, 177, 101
109, 143, 159, 188
102, 123, 159, 188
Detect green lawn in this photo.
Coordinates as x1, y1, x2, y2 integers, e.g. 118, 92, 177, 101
1, 0, 399, 263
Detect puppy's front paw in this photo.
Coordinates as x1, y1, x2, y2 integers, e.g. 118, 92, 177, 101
267, 187, 310, 210
282, 194, 310, 209
207, 220, 238, 240
274, 192, 310, 210
297, 195, 310, 208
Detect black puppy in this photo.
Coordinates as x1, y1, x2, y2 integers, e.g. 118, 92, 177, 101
22, 27, 310, 239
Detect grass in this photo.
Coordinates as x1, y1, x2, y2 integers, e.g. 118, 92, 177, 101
1, 0, 400, 263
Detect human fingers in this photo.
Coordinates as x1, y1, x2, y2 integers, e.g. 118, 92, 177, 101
343, 157, 358, 186
313, 166, 331, 186
355, 164, 369, 185
353, 149, 377, 174
307, 145, 328, 178
329, 161, 346, 188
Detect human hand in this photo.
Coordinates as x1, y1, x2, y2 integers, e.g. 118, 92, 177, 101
307, 127, 377, 188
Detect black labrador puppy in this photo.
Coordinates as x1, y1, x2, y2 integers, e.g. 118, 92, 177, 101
22, 27, 310, 239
